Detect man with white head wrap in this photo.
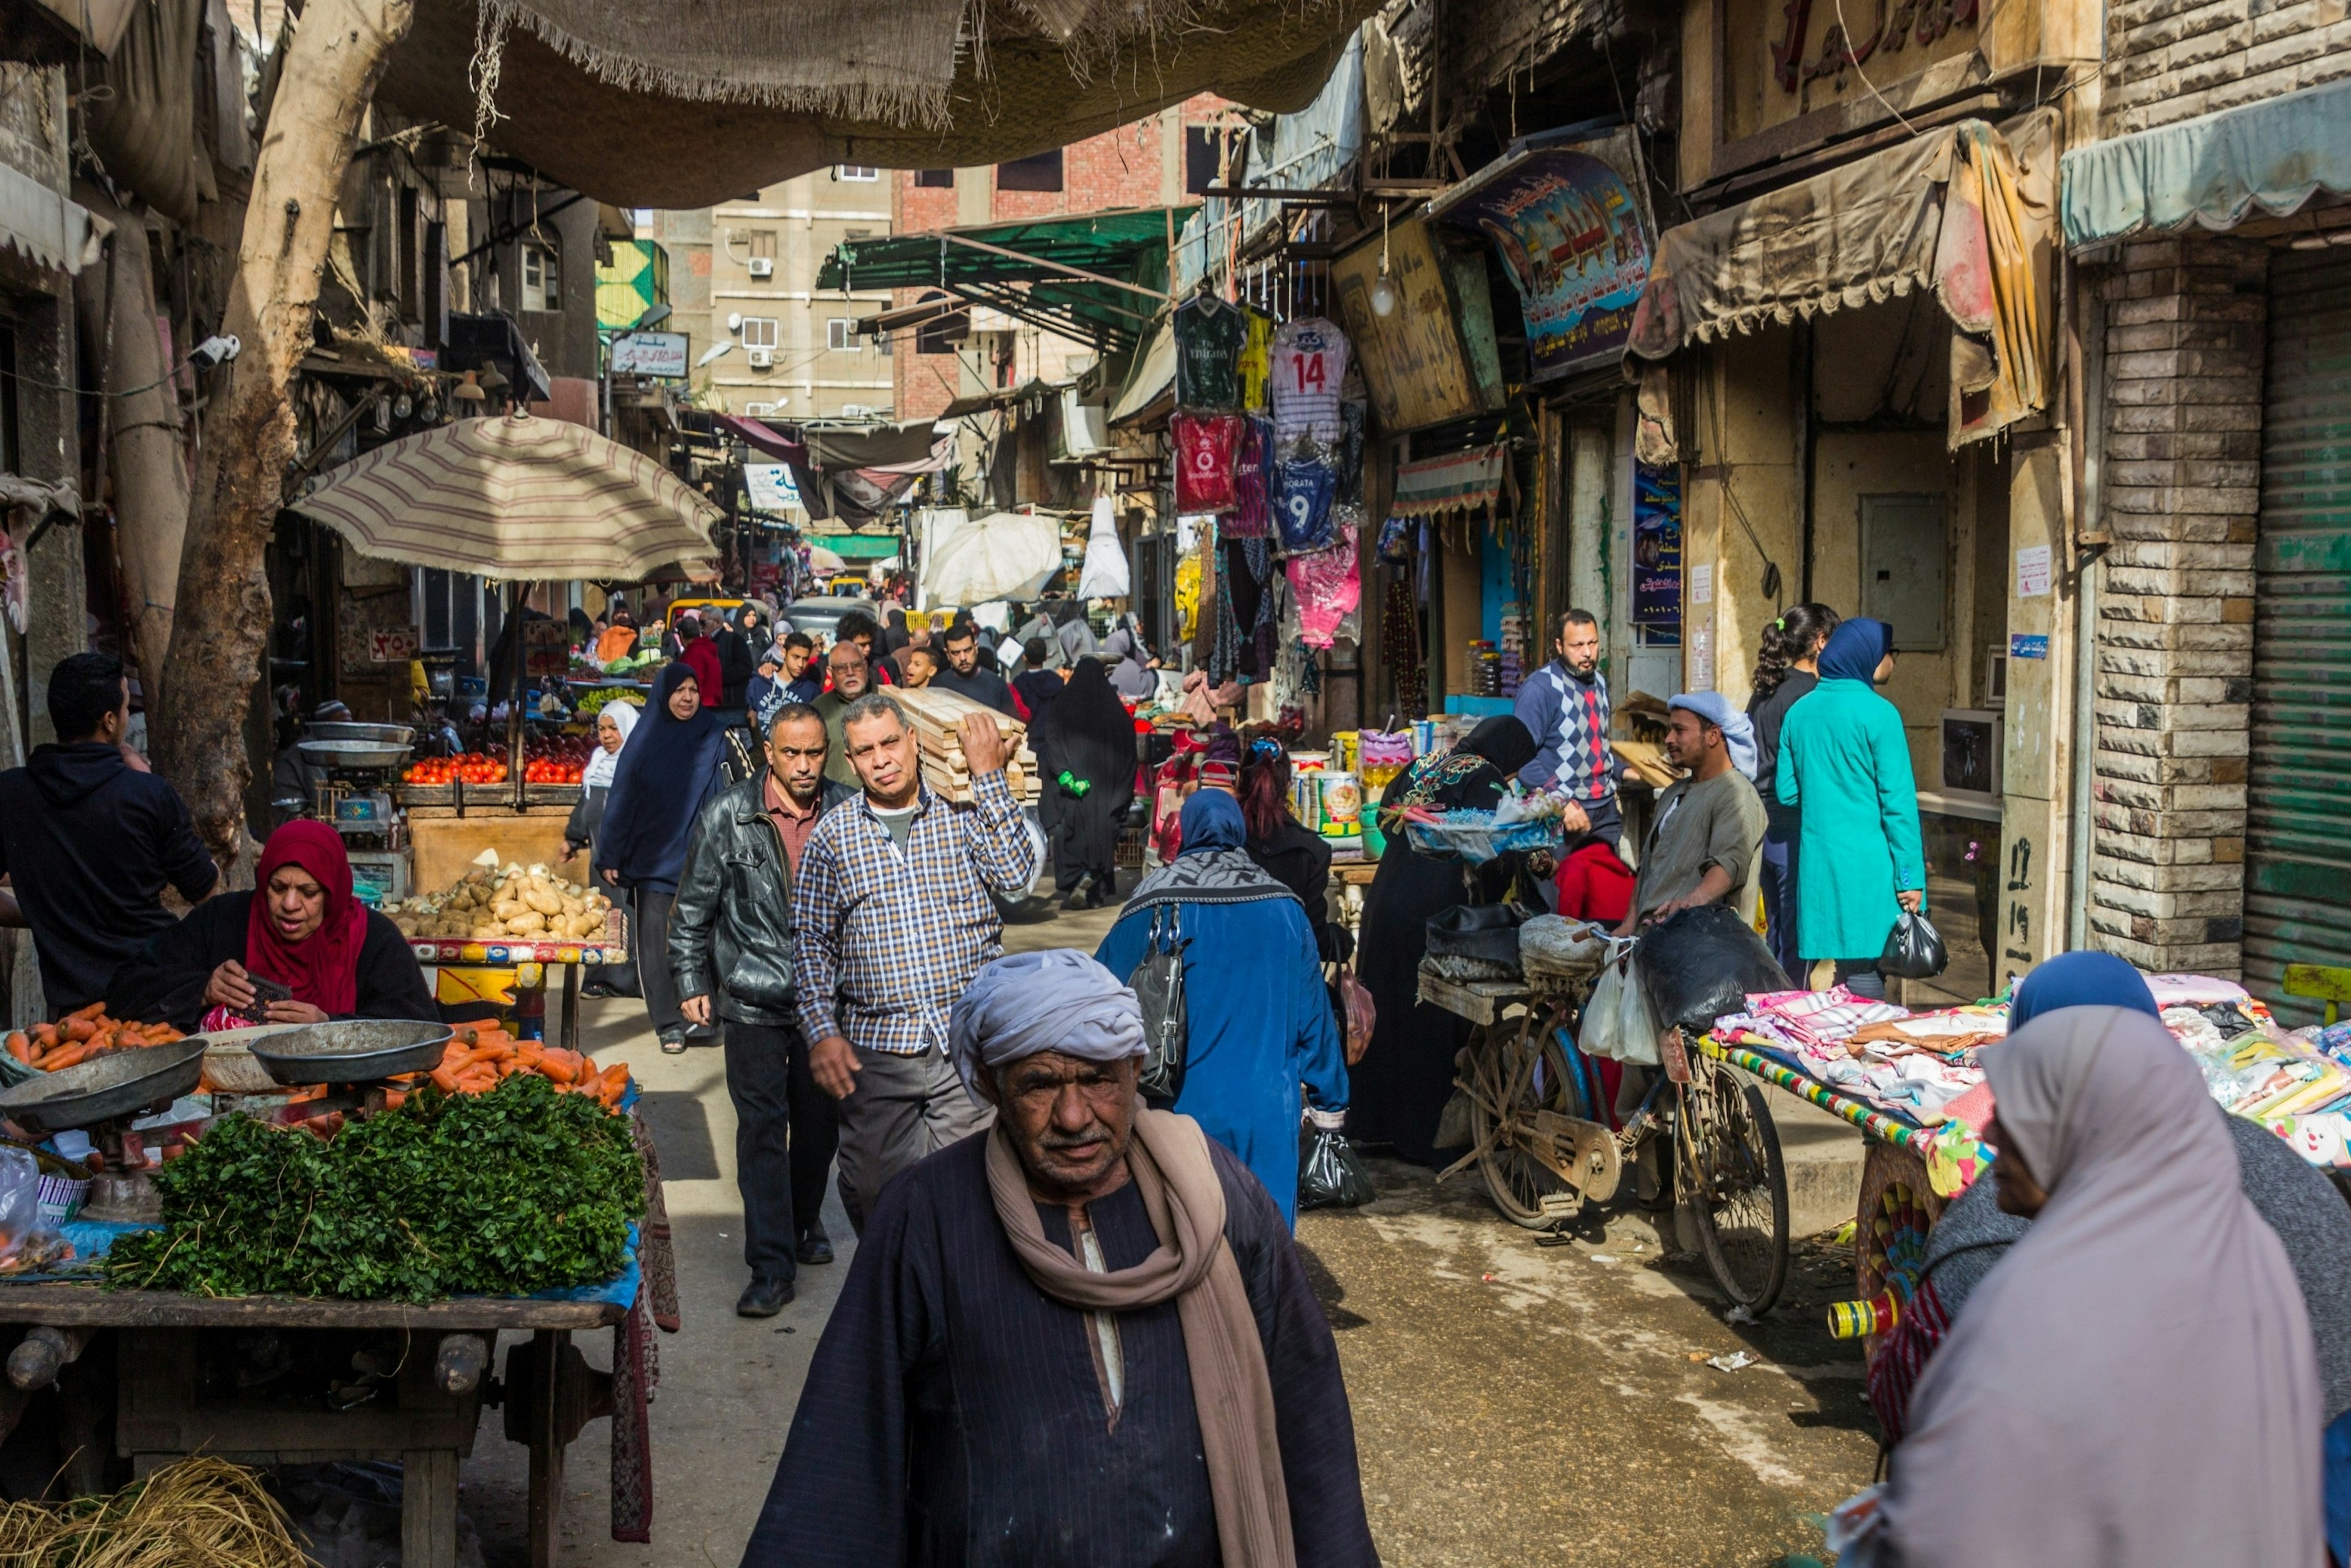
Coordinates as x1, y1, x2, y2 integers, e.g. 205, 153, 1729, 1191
743, 950, 1378, 1568
1613, 692, 1768, 933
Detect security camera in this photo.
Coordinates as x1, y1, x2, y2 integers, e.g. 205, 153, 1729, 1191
189, 334, 241, 371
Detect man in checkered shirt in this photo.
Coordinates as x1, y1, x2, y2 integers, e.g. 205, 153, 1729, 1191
1513, 609, 1621, 847
792, 692, 1041, 1232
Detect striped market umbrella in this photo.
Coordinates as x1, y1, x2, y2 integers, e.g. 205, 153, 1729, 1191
289, 410, 721, 582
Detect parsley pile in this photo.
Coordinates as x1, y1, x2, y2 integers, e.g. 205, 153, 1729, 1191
106, 1074, 645, 1300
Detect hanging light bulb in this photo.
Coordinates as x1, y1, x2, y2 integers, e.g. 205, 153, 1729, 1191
1369, 204, 1398, 317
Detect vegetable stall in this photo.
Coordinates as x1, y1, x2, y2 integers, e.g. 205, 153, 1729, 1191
0, 985, 677, 1567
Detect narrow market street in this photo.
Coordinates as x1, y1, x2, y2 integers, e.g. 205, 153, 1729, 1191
457, 895, 1878, 1568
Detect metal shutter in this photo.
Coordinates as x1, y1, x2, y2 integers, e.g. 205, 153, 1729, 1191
2246, 247, 2351, 1021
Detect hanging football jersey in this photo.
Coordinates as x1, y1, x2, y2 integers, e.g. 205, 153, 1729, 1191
1171, 412, 1241, 512
1273, 454, 1338, 554
1173, 296, 1247, 411
1225, 417, 1275, 538
1239, 308, 1275, 413
1269, 316, 1351, 447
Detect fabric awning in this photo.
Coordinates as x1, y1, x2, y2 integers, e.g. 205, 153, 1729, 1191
811, 531, 905, 560
816, 209, 1186, 352
289, 410, 719, 582
2061, 77, 2351, 248
1109, 315, 1178, 428
1391, 443, 1509, 518
1627, 114, 2055, 449
0, 163, 108, 276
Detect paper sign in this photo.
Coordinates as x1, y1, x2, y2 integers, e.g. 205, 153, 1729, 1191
369, 627, 419, 662
2015, 544, 2052, 599
2009, 632, 2049, 661
1690, 562, 1713, 606
1689, 623, 1714, 691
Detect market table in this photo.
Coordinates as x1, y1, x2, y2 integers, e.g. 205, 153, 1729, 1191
410, 936, 631, 1053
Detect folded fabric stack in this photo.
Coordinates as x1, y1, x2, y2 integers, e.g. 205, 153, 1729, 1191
1714, 986, 1997, 1127
2175, 1006, 2351, 1168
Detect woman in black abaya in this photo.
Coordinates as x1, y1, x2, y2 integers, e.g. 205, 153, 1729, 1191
1029, 656, 1136, 909
1347, 715, 1539, 1165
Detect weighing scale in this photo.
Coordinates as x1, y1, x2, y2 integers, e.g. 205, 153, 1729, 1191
0, 1040, 208, 1221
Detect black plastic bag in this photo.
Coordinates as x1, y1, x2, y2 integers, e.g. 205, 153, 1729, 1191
1878, 910, 1949, 980
1299, 1122, 1376, 1210
1425, 902, 1529, 967
1132, 904, 1189, 1107
1634, 904, 1792, 1036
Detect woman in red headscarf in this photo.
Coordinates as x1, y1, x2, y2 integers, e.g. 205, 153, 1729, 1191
108, 820, 435, 1031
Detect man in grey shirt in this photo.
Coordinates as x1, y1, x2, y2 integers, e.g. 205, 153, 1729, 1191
1618, 692, 1768, 932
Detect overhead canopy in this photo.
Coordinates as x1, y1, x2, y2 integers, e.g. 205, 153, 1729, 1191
379, 0, 1373, 208
817, 208, 1186, 352
812, 531, 905, 560
1390, 444, 1509, 519
1628, 115, 2056, 448
1109, 312, 1177, 428
0, 163, 108, 276
289, 410, 719, 582
2061, 76, 2351, 248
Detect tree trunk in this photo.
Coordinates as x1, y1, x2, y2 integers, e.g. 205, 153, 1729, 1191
78, 186, 190, 707
150, 0, 416, 868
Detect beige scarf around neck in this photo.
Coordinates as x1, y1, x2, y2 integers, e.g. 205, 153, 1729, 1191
984, 1106, 1295, 1568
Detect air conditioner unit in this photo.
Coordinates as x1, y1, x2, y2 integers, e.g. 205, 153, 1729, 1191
841, 403, 872, 418
743, 402, 778, 416
747, 257, 774, 279
746, 347, 774, 369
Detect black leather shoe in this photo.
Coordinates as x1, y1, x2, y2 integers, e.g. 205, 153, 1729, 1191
796, 1229, 834, 1266
736, 1276, 793, 1317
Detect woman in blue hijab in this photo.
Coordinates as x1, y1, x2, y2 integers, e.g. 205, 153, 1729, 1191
2008, 950, 2160, 1028
1094, 790, 1349, 1223
598, 662, 729, 1052
1776, 617, 1925, 998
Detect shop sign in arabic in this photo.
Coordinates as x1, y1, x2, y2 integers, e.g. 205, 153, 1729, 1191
1444, 135, 1652, 380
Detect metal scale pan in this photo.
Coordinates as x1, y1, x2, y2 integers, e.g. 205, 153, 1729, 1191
0, 1039, 208, 1135
245, 1020, 454, 1087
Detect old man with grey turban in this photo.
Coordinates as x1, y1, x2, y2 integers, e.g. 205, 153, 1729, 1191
742, 950, 1379, 1568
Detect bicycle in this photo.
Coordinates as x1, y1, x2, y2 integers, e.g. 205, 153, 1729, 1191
1428, 969, 1791, 1315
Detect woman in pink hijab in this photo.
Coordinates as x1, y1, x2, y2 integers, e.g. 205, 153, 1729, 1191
1858, 1003, 2322, 1567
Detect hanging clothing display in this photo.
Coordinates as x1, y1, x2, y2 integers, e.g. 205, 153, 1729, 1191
1227, 416, 1275, 539
1270, 317, 1351, 449
1171, 413, 1242, 513
1239, 307, 1275, 413
1174, 295, 1248, 411
1075, 495, 1131, 599
1286, 522, 1360, 649
1274, 454, 1338, 555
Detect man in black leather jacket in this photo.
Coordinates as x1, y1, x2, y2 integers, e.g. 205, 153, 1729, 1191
672, 703, 855, 1317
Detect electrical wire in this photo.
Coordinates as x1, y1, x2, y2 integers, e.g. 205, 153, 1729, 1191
0, 345, 216, 402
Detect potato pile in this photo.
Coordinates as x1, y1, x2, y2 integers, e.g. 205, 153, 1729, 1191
391, 859, 614, 943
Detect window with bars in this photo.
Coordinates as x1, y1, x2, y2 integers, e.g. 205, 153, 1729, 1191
520, 242, 560, 312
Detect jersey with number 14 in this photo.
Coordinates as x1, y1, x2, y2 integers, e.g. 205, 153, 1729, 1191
1270, 317, 1349, 448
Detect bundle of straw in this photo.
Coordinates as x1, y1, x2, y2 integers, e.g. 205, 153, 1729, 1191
0, 1455, 308, 1566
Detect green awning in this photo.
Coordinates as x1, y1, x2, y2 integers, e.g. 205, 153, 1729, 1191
816, 207, 1191, 352
2062, 77, 2351, 247
811, 531, 903, 560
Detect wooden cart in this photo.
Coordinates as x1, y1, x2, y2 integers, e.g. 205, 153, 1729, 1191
0, 1289, 621, 1567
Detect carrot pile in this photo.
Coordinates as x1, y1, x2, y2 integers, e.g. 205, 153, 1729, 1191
5, 1003, 185, 1072
398, 1022, 629, 1110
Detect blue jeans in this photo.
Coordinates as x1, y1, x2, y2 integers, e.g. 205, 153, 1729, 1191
1759, 828, 1801, 980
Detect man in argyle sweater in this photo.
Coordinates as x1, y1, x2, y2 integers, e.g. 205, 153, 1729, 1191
1513, 609, 1624, 848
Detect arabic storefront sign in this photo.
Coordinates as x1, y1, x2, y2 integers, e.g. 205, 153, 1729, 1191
1332, 216, 1485, 433
610, 331, 690, 378
1443, 133, 1652, 381
743, 463, 801, 514
1632, 460, 1682, 639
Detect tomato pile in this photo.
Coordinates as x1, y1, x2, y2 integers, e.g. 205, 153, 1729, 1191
404, 738, 590, 786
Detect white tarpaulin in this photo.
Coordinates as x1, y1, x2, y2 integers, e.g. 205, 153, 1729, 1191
1076, 496, 1130, 599
920, 508, 1065, 607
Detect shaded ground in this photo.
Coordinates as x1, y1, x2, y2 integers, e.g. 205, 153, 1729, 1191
457, 882, 1881, 1566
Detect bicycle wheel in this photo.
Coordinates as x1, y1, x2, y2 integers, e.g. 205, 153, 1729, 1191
1469, 1004, 1588, 1228
1681, 1072, 1790, 1312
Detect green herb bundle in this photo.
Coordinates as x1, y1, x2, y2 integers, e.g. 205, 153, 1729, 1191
106, 1075, 645, 1301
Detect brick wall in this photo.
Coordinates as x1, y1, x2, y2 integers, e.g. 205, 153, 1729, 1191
2090, 234, 2267, 975
2105, 0, 2351, 134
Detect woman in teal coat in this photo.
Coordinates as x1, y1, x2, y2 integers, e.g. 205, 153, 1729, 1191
1776, 617, 1924, 998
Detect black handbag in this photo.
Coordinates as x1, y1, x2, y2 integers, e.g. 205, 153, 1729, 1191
1878, 910, 1949, 980
1131, 904, 1190, 1108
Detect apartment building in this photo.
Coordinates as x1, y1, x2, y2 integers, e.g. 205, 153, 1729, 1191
646, 170, 897, 419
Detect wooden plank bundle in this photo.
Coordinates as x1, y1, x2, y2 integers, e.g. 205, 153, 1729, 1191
888, 688, 1041, 804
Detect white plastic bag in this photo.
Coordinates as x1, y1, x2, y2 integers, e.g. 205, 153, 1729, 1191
920, 509, 1065, 606
1581, 953, 1662, 1065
